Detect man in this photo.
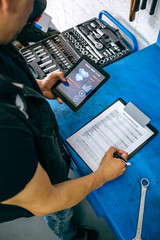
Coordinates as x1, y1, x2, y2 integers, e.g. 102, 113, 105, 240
0, 1, 127, 240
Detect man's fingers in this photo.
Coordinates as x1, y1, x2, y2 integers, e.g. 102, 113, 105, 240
56, 97, 63, 104
105, 146, 116, 156
58, 72, 66, 82
105, 147, 128, 161
47, 72, 66, 85
116, 148, 128, 159
115, 157, 126, 167
121, 152, 128, 159
53, 72, 66, 82
123, 166, 126, 172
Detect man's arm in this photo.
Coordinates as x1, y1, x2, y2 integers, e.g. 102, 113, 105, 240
1, 147, 127, 216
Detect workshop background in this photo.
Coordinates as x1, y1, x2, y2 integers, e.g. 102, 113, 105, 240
46, 0, 160, 49
0, 0, 160, 240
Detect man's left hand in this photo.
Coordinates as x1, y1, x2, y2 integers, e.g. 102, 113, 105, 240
36, 72, 66, 104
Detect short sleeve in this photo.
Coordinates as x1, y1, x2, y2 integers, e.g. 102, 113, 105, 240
0, 127, 38, 202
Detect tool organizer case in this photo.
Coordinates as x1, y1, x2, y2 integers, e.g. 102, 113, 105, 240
20, 11, 138, 79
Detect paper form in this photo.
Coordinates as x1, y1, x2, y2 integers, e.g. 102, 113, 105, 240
66, 100, 154, 171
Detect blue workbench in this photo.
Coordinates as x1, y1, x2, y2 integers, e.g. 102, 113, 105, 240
49, 33, 160, 240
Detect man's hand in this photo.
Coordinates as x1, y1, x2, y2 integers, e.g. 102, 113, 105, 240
97, 146, 128, 185
36, 72, 66, 103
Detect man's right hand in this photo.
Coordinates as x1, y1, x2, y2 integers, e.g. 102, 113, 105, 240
97, 146, 128, 185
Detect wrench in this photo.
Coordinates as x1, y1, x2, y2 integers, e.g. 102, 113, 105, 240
132, 178, 149, 240
87, 34, 103, 50
86, 46, 100, 60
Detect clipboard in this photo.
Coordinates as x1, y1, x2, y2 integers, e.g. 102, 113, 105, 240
66, 98, 159, 171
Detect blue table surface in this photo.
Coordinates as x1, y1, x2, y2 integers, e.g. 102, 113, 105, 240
49, 42, 160, 240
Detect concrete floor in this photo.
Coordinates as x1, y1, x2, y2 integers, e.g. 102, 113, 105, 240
0, 197, 115, 240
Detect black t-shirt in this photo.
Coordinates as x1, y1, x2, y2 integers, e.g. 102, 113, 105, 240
0, 128, 38, 202
0, 44, 39, 203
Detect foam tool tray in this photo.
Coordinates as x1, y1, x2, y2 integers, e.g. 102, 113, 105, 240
20, 16, 135, 79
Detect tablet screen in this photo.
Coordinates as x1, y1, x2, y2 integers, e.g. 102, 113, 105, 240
52, 56, 110, 111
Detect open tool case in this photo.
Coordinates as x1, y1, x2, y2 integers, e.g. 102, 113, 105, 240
20, 11, 138, 79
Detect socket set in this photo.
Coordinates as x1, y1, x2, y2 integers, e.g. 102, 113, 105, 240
20, 35, 79, 79
20, 17, 131, 79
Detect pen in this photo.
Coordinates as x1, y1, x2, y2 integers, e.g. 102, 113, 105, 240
114, 151, 131, 166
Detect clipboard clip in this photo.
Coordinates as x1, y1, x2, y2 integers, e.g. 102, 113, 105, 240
124, 102, 150, 128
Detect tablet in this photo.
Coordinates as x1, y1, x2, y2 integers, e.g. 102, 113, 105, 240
52, 56, 110, 111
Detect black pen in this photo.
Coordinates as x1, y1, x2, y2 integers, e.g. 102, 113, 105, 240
114, 151, 131, 166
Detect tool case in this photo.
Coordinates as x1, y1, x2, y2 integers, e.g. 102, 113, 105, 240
20, 10, 138, 79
